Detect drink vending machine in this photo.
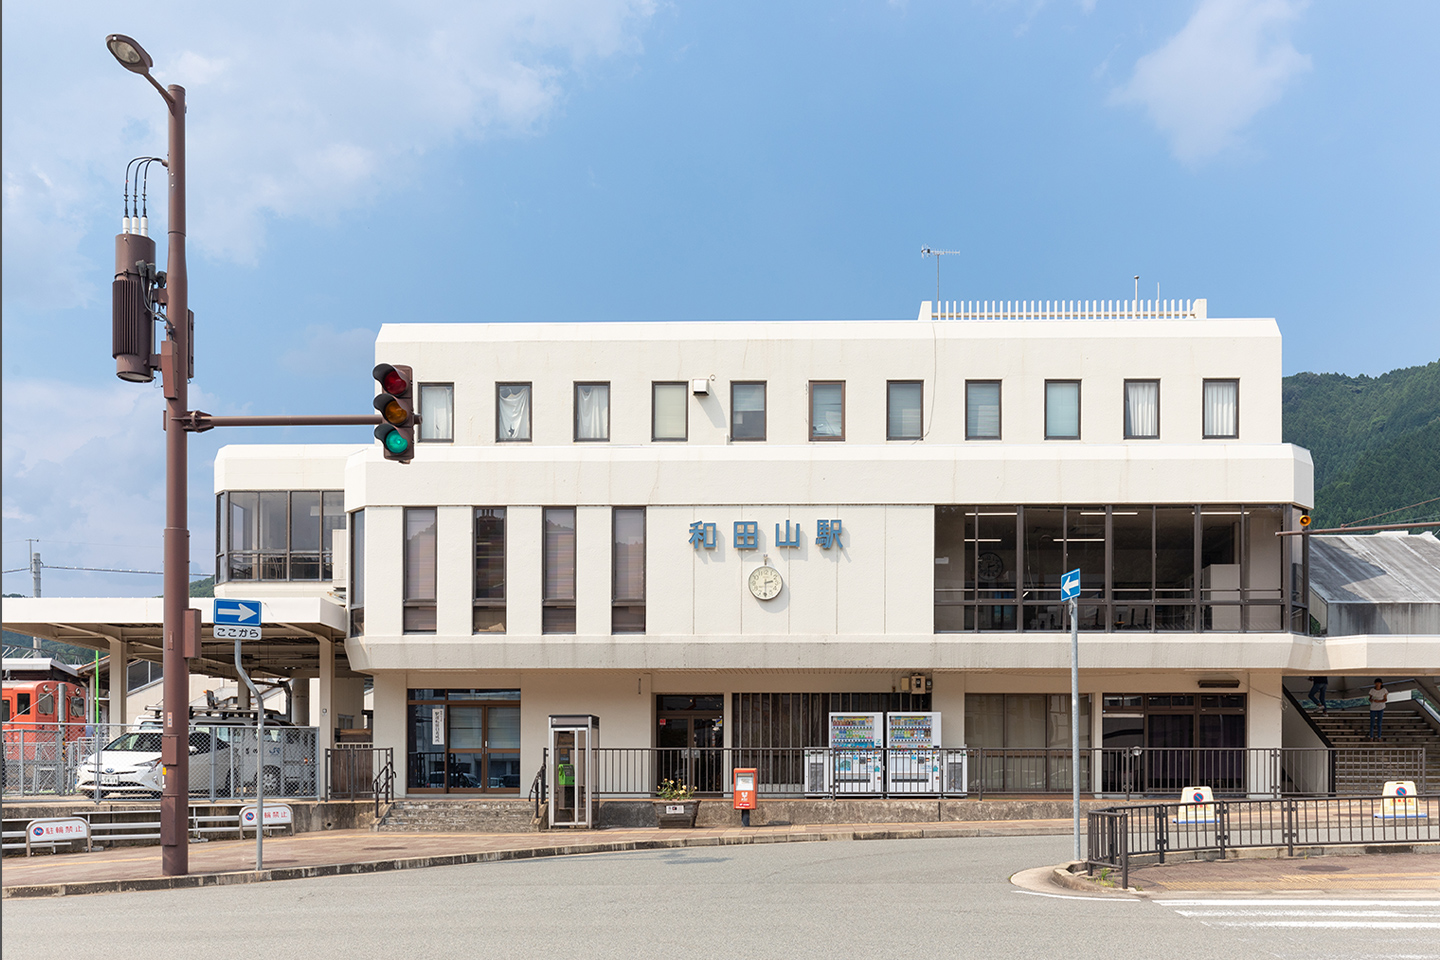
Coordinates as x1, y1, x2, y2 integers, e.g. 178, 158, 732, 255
885, 712, 942, 794
805, 712, 885, 795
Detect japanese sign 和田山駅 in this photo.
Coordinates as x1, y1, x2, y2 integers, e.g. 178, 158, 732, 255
688, 518, 843, 550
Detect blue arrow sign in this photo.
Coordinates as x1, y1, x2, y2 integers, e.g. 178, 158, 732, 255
214, 599, 262, 626
1060, 569, 1082, 602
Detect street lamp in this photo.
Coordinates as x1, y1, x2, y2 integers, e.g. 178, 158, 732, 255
107, 32, 192, 878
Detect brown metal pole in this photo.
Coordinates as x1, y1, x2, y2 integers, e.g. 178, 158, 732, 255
161, 83, 189, 877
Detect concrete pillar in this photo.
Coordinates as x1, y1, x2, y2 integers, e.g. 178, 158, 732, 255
291, 677, 311, 727
107, 637, 129, 726
236, 682, 251, 711
371, 671, 406, 799
1248, 672, 1285, 798
318, 637, 335, 753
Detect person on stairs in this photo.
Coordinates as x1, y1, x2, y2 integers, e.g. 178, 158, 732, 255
1307, 676, 1329, 714
1368, 679, 1389, 741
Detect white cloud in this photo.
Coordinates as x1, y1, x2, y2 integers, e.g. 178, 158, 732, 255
1110, 0, 1311, 163
1, 1, 656, 309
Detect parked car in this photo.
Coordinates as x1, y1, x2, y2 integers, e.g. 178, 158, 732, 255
74, 726, 233, 797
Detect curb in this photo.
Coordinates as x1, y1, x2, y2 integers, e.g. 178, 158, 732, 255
3, 822, 1071, 899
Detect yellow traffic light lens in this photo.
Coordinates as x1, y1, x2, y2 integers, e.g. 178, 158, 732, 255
381, 399, 407, 425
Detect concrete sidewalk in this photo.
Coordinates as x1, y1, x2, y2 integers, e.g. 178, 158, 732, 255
1, 818, 1071, 898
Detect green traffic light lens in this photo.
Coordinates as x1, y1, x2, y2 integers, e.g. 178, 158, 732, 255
383, 430, 409, 455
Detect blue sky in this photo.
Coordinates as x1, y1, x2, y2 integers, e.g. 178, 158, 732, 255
3, 0, 1437, 598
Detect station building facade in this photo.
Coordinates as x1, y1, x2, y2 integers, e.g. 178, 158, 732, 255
211, 300, 1353, 797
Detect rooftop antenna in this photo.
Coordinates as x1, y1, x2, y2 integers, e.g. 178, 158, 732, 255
921, 248, 963, 306
1134, 275, 1140, 305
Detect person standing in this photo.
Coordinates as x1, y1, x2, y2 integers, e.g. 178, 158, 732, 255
1307, 676, 1329, 714
1368, 679, 1389, 740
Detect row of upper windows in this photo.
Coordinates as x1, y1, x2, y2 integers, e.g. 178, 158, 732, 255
412, 379, 1243, 444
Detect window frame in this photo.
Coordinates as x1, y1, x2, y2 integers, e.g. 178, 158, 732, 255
542, 507, 577, 634
473, 508, 506, 635
417, 382, 454, 443
573, 381, 611, 443
808, 380, 846, 442
965, 380, 1003, 441
612, 507, 646, 634
1044, 380, 1082, 440
886, 380, 924, 441
730, 381, 767, 441
495, 382, 532, 443
348, 509, 365, 637
1202, 379, 1240, 440
217, 489, 344, 583
651, 381, 688, 442
403, 506, 438, 635
1124, 379, 1161, 440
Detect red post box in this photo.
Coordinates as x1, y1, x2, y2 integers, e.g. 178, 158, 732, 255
733, 768, 757, 810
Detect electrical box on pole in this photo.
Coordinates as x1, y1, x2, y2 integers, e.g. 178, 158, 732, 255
112, 232, 158, 383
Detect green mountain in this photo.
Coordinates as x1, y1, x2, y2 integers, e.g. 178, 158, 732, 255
1282, 360, 1440, 528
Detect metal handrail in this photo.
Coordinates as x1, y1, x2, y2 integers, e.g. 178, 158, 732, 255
374, 751, 395, 820
528, 749, 548, 820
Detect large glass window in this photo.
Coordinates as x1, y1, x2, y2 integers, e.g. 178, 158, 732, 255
406, 689, 521, 793
218, 490, 345, 582
543, 508, 576, 634
1124, 380, 1160, 439
404, 507, 437, 634
809, 381, 845, 441
1203, 379, 1239, 439
474, 509, 505, 634
652, 382, 687, 441
349, 510, 365, 637
1045, 381, 1080, 440
887, 381, 923, 440
496, 383, 531, 442
574, 383, 610, 441
613, 508, 645, 633
965, 693, 1092, 792
731, 382, 766, 441
418, 383, 454, 442
965, 381, 1001, 440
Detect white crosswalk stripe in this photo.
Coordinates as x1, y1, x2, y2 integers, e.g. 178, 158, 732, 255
1159, 898, 1440, 931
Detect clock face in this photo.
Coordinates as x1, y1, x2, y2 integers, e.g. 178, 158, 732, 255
977, 552, 1005, 582
748, 565, 783, 600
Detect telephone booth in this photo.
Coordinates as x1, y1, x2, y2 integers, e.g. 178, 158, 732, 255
548, 715, 599, 828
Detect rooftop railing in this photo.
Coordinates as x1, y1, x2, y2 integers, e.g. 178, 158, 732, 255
922, 299, 1207, 322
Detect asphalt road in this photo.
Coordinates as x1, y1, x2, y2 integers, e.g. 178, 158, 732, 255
5, 836, 1438, 960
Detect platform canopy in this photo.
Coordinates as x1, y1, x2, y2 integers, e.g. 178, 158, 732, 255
1, 596, 356, 682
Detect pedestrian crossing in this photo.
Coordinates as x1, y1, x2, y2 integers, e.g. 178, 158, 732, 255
1159, 898, 1440, 931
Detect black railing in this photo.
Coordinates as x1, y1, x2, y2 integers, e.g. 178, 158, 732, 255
529, 748, 548, 820
374, 751, 395, 819
1087, 794, 1440, 886
325, 745, 394, 804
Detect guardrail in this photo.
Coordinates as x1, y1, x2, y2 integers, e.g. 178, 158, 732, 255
1, 803, 294, 856
576, 746, 1425, 799
1086, 794, 1440, 888
324, 745, 394, 809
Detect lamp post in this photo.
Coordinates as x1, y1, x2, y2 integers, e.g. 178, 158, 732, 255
106, 33, 191, 877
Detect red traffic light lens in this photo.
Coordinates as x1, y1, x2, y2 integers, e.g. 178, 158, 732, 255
381, 369, 407, 395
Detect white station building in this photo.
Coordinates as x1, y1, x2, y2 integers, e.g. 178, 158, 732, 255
13, 298, 1435, 798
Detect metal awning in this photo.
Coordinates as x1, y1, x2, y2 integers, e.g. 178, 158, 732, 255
1, 596, 357, 682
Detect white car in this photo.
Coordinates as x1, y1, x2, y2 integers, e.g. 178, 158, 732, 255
75, 726, 234, 797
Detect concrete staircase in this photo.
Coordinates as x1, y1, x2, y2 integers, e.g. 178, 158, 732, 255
1307, 708, 1439, 795
374, 798, 544, 833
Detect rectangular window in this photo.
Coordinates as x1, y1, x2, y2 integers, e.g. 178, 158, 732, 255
1124, 380, 1160, 439
349, 510, 365, 637
404, 507, 438, 634
496, 383, 531, 442
219, 490, 344, 582
574, 383, 610, 441
731, 382, 766, 440
543, 508, 576, 634
809, 381, 845, 441
1203, 379, 1239, 439
289, 491, 323, 580
418, 383, 454, 442
887, 381, 923, 440
322, 491, 344, 580
965, 381, 1001, 439
652, 382, 688, 441
474, 508, 506, 634
1045, 381, 1081, 440
612, 508, 645, 633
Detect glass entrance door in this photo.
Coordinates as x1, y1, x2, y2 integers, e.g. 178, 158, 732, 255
656, 695, 724, 794
406, 689, 521, 793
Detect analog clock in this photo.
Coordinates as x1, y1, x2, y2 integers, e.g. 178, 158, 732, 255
748, 565, 783, 600
977, 552, 1005, 582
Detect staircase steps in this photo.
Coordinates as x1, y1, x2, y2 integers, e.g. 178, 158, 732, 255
375, 798, 543, 833
1305, 709, 1438, 794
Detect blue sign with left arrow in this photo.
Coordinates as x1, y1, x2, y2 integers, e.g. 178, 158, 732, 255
1060, 569, 1082, 602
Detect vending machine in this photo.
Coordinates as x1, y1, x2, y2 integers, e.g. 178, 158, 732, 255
885, 712, 942, 794
825, 712, 885, 795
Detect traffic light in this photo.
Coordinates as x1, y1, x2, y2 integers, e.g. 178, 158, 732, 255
373, 363, 417, 463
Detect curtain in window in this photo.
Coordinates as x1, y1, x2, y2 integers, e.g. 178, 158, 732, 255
811, 383, 843, 437
497, 385, 530, 440
732, 383, 766, 439
1203, 380, 1237, 438
653, 383, 687, 439
543, 508, 576, 601
613, 508, 645, 601
405, 508, 437, 602
966, 382, 1001, 438
1125, 381, 1159, 438
576, 384, 609, 440
1045, 382, 1080, 438
888, 382, 922, 439
419, 385, 453, 441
